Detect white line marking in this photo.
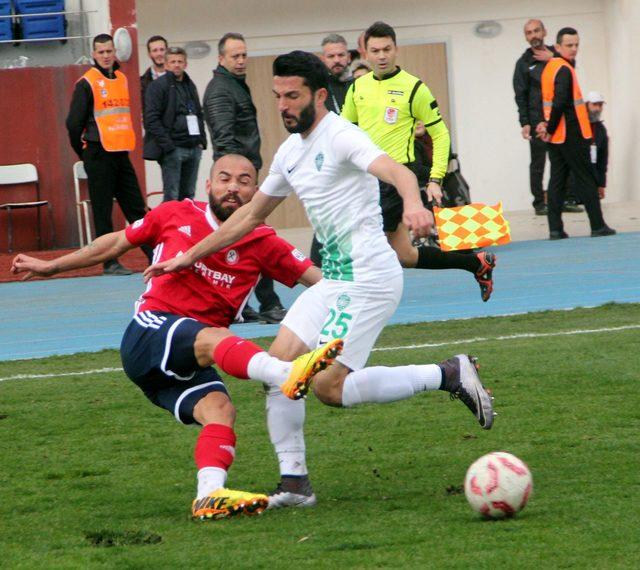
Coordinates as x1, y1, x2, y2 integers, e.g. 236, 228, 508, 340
0, 367, 122, 383
1, 324, 638, 383
371, 324, 640, 352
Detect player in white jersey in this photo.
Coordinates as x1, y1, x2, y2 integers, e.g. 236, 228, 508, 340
144, 51, 495, 507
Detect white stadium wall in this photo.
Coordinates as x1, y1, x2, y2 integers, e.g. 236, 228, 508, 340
136, 0, 637, 219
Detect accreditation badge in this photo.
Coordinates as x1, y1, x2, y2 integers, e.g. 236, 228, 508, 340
384, 106, 399, 124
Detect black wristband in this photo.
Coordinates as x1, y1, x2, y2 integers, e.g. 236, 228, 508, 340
428, 177, 443, 185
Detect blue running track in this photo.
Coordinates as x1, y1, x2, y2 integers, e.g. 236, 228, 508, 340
1, 233, 638, 361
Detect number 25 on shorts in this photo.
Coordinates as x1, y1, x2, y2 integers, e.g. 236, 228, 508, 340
320, 309, 352, 339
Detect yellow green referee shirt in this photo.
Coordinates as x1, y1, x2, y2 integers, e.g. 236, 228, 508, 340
341, 67, 450, 179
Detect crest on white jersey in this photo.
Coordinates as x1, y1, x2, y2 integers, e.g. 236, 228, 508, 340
178, 225, 191, 237
336, 293, 351, 310
384, 106, 399, 124
226, 249, 239, 265
315, 152, 324, 171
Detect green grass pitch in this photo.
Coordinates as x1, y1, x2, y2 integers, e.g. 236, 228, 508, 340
0, 303, 638, 568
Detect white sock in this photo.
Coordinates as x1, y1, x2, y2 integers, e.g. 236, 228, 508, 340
196, 466, 227, 499
341, 364, 442, 407
247, 352, 292, 388
266, 385, 308, 476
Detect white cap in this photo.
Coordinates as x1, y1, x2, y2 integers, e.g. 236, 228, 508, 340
586, 91, 605, 103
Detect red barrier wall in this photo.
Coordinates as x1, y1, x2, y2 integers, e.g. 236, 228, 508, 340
0, 0, 144, 252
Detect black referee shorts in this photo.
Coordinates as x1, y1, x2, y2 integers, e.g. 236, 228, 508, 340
379, 180, 432, 232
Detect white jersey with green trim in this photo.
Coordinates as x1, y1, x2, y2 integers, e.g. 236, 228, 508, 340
260, 112, 401, 282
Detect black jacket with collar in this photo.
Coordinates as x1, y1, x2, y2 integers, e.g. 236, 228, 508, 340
140, 67, 155, 113
325, 72, 353, 114
66, 62, 122, 158
143, 71, 206, 161
513, 45, 555, 127
591, 120, 608, 187
202, 64, 262, 170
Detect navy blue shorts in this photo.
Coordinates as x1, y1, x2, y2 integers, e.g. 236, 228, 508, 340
120, 311, 228, 424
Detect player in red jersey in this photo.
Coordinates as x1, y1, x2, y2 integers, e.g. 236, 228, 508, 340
11, 154, 342, 521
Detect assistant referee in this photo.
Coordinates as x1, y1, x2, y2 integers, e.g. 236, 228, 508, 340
341, 21, 495, 301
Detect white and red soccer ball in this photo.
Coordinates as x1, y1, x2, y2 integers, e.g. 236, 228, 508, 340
464, 451, 533, 519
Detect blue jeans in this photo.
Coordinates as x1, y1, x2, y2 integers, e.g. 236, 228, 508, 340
160, 146, 202, 201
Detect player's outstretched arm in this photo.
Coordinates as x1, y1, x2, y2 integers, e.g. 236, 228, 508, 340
11, 230, 133, 281
297, 265, 322, 287
143, 191, 285, 281
368, 154, 434, 238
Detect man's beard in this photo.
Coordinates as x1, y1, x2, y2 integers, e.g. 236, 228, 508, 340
281, 100, 316, 134
530, 38, 543, 49
588, 110, 601, 122
208, 194, 243, 221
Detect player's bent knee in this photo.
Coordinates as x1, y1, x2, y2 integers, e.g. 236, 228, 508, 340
194, 327, 233, 367
193, 391, 236, 426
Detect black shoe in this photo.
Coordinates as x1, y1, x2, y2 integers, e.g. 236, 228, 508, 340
549, 231, 569, 240
240, 304, 261, 323
103, 261, 133, 276
259, 304, 287, 324
562, 201, 584, 213
439, 355, 494, 430
534, 205, 548, 216
591, 225, 616, 237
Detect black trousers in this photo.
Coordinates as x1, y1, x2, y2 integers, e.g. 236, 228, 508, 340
82, 144, 152, 262
529, 135, 547, 209
254, 277, 281, 312
547, 133, 605, 234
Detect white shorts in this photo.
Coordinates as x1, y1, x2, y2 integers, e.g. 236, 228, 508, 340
281, 275, 403, 370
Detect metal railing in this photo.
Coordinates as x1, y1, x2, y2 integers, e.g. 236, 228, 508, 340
0, 7, 97, 45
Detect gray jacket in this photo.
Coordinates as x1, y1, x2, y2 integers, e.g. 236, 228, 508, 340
202, 65, 262, 170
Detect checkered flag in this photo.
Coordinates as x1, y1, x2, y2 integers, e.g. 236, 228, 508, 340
434, 202, 511, 251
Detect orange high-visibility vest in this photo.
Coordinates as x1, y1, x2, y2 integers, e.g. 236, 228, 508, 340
81, 67, 136, 152
541, 58, 592, 144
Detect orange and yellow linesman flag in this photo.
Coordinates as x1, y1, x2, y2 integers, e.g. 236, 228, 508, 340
434, 202, 511, 252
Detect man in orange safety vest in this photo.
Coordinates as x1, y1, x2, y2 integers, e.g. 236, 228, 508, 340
67, 33, 152, 274
536, 27, 615, 239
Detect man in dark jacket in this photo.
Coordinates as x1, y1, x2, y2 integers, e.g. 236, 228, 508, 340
202, 33, 262, 171
66, 33, 151, 275
144, 47, 206, 201
202, 32, 284, 323
140, 35, 167, 111
585, 91, 609, 197
321, 33, 353, 114
513, 19, 555, 215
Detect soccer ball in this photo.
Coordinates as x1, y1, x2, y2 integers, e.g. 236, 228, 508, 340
464, 451, 533, 519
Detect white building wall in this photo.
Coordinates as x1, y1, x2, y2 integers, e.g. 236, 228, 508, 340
136, 0, 636, 215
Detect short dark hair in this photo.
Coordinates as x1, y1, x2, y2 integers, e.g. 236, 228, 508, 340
146, 35, 168, 51
92, 33, 113, 50
218, 32, 245, 56
364, 21, 396, 48
272, 51, 328, 93
556, 27, 578, 44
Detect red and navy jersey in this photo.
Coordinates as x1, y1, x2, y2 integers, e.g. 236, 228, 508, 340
125, 200, 311, 327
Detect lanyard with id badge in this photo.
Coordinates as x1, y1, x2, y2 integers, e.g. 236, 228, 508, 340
178, 84, 200, 136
